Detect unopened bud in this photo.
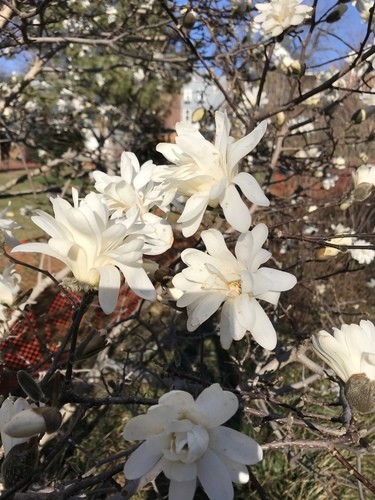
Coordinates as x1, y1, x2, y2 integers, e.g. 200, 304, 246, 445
182, 9, 198, 29
353, 183, 373, 202
345, 373, 375, 414
315, 246, 340, 260
1, 437, 39, 489
17, 370, 46, 403
276, 111, 285, 127
325, 4, 348, 23
75, 329, 108, 360
4, 407, 62, 438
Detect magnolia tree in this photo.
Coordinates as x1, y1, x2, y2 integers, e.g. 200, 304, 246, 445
0, 0, 375, 498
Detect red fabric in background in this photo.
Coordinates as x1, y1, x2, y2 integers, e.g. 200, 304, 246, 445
0, 285, 141, 373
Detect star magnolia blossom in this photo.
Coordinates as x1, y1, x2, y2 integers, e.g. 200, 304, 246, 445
12, 189, 156, 314
354, 0, 375, 32
171, 225, 297, 350
123, 383, 263, 500
0, 264, 21, 325
312, 320, 375, 383
353, 164, 375, 189
93, 152, 173, 255
153, 111, 269, 237
254, 0, 313, 38
349, 239, 375, 265
0, 202, 20, 248
0, 397, 31, 457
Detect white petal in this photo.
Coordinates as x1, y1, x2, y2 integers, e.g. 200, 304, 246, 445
220, 185, 251, 232
209, 426, 263, 465
212, 453, 250, 484
186, 293, 227, 331
123, 406, 172, 441
219, 300, 247, 349
116, 264, 156, 301
214, 111, 231, 158
247, 299, 277, 350
169, 479, 197, 500
159, 390, 195, 410
311, 331, 356, 382
195, 384, 238, 428
256, 268, 297, 292
233, 172, 269, 207
197, 449, 234, 500
161, 458, 197, 482
97, 266, 121, 314
201, 229, 235, 261
227, 120, 267, 171
178, 195, 208, 223
123, 436, 163, 480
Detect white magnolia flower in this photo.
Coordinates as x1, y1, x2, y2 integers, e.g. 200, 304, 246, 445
93, 152, 173, 255
172, 225, 297, 350
0, 202, 20, 248
349, 239, 375, 265
123, 383, 263, 500
153, 111, 269, 237
0, 264, 21, 322
353, 164, 375, 189
12, 189, 156, 314
354, 0, 375, 32
0, 397, 31, 457
312, 320, 375, 383
254, 0, 313, 38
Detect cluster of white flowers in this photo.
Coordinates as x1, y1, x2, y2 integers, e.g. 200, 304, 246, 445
4, 111, 302, 498
254, 0, 313, 38
13, 111, 295, 333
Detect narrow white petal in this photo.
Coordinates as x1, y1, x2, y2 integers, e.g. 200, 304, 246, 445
97, 266, 120, 314
195, 384, 238, 428
201, 229, 236, 261
212, 453, 250, 484
123, 412, 168, 441
169, 479, 197, 500
124, 436, 163, 480
227, 121, 267, 171
178, 195, 208, 223
233, 172, 269, 207
209, 427, 263, 465
256, 268, 297, 292
198, 449, 234, 500
186, 293, 227, 331
162, 458, 197, 482
311, 332, 356, 382
247, 299, 277, 350
159, 390, 195, 409
116, 264, 156, 301
220, 185, 251, 233
219, 300, 247, 349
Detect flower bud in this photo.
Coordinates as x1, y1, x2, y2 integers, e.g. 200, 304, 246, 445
345, 373, 375, 414
325, 4, 348, 23
1, 437, 39, 489
276, 112, 285, 127
4, 407, 62, 438
315, 246, 341, 260
182, 9, 198, 29
75, 329, 108, 360
17, 370, 46, 403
